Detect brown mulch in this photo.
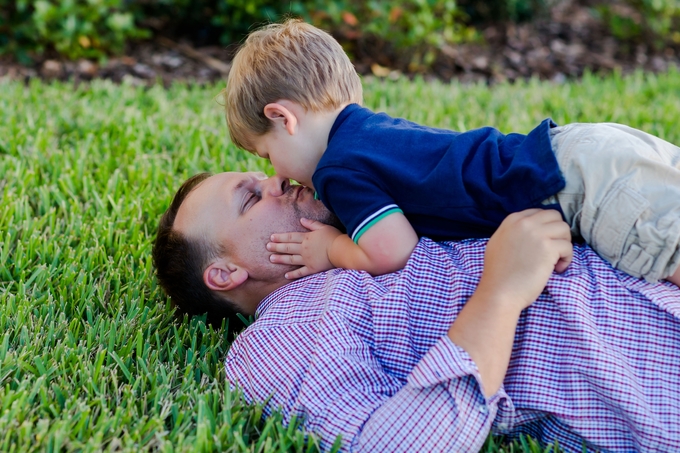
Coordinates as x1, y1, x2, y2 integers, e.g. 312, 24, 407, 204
1, 1, 678, 86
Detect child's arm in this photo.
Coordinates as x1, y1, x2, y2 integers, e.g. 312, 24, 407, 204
268, 213, 419, 279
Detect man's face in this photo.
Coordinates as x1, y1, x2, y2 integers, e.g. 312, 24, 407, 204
174, 171, 336, 289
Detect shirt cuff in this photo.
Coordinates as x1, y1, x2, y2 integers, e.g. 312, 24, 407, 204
351, 205, 402, 243
408, 335, 478, 385
408, 335, 507, 404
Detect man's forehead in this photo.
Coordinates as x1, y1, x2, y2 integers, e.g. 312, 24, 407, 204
174, 171, 270, 233
173, 172, 239, 235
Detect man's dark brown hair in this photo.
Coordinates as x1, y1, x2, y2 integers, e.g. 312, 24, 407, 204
152, 173, 246, 336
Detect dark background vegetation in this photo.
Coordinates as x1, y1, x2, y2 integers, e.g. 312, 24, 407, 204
1, 0, 679, 84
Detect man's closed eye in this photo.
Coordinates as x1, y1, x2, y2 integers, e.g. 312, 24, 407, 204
244, 192, 261, 211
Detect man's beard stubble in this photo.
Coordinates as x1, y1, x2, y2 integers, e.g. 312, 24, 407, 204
292, 197, 345, 233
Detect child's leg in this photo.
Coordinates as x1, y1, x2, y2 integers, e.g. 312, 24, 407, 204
550, 122, 680, 283
667, 267, 680, 287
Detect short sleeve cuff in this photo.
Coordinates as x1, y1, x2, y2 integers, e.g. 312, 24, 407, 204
352, 205, 402, 243
408, 336, 480, 388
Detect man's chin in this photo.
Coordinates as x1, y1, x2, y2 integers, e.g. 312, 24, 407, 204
304, 210, 344, 233
293, 200, 344, 233
323, 212, 344, 233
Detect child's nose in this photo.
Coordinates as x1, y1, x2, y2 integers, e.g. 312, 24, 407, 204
264, 175, 289, 197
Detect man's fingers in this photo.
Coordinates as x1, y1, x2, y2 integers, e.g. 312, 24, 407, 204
554, 239, 574, 270
285, 266, 312, 280
555, 258, 571, 274
508, 209, 572, 243
554, 239, 574, 273
270, 232, 305, 243
511, 208, 564, 226
526, 216, 573, 272
506, 208, 544, 219
543, 218, 572, 241
535, 212, 573, 272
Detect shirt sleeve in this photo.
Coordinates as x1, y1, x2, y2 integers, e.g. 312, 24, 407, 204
355, 336, 507, 453
313, 166, 402, 243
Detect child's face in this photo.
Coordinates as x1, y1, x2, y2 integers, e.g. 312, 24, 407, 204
252, 129, 319, 188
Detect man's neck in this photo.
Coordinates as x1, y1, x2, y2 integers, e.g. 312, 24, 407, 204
229, 278, 289, 316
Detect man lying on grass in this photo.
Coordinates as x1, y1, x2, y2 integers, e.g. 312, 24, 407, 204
152, 171, 680, 452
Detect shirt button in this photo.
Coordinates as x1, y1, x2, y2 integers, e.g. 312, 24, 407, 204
478, 404, 488, 414
497, 422, 509, 431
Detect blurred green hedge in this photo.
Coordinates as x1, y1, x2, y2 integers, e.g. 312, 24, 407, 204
0, 0, 148, 62
1, 0, 679, 65
595, 0, 680, 48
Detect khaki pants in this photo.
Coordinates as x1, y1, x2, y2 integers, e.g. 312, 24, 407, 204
549, 123, 680, 282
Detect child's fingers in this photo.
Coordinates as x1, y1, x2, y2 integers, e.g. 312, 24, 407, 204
267, 242, 302, 255
300, 217, 331, 231
269, 252, 303, 265
285, 266, 312, 280
270, 232, 305, 243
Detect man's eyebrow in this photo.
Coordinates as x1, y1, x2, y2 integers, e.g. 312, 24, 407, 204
232, 179, 247, 194
232, 178, 251, 213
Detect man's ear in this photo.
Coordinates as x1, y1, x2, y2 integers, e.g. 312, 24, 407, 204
203, 260, 249, 291
263, 102, 298, 135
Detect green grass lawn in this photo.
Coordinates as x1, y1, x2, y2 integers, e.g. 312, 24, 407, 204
1, 69, 679, 452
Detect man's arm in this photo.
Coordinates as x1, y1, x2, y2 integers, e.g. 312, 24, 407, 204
447, 208, 572, 396
358, 209, 572, 451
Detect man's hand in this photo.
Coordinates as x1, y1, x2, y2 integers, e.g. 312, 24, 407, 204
267, 218, 343, 279
478, 208, 573, 310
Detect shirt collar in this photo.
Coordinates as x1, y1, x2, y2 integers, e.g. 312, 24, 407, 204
328, 103, 362, 145
255, 273, 324, 318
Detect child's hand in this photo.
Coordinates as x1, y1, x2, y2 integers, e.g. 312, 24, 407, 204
267, 218, 343, 279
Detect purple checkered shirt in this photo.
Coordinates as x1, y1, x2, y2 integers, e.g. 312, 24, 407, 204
225, 239, 680, 452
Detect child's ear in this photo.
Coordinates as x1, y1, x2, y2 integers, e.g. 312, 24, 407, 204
203, 260, 249, 291
263, 102, 298, 135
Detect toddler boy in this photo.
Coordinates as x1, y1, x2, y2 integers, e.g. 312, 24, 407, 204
224, 19, 680, 286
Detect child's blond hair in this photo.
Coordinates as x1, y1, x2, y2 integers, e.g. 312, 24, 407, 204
225, 19, 363, 151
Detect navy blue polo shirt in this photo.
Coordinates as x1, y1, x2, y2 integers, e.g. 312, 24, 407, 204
312, 104, 565, 242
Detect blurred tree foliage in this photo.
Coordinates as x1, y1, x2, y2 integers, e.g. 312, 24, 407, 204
593, 0, 680, 49
0, 0, 678, 64
0, 0, 148, 62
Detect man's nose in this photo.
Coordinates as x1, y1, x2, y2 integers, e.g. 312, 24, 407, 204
262, 175, 290, 197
